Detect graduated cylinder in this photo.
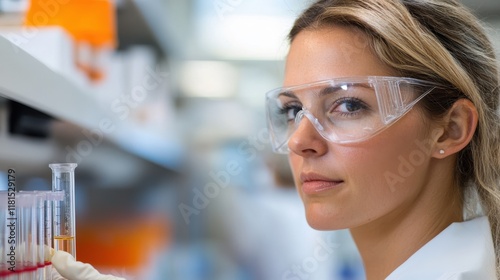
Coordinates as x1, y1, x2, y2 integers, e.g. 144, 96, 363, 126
49, 163, 78, 259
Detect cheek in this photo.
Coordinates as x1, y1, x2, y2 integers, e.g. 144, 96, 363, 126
356, 122, 432, 194
346, 139, 415, 195
339, 122, 432, 220
291, 116, 432, 229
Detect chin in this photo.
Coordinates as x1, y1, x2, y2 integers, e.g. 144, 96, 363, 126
304, 203, 347, 231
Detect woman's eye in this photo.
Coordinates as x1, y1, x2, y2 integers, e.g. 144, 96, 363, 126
281, 105, 302, 121
332, 98, 368, 115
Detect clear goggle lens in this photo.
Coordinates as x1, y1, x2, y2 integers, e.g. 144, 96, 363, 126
266, 76, 442, 153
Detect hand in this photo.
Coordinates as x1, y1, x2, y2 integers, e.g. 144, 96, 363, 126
49, 248, 126, 280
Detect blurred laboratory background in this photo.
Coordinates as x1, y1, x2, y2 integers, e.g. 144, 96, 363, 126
0, 0, 498, 279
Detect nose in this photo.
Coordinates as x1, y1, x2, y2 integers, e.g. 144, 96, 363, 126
287, 114, 328, 157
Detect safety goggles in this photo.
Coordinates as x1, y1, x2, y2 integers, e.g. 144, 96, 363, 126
266, 76, 442, 153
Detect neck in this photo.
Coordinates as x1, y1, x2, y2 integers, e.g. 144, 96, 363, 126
350, 169, 463, 279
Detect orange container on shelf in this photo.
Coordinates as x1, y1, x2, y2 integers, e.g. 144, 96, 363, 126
24, 0, 117, 82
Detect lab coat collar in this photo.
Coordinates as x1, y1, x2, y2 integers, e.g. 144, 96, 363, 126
386, 216, 497, 280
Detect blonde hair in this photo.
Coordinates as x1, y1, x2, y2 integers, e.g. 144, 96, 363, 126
290, 0, 500, 273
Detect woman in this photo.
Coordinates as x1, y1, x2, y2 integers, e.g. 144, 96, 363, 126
265, 0, 500, 279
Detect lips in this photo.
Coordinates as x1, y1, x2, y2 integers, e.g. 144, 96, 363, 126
300, 173, 344, 194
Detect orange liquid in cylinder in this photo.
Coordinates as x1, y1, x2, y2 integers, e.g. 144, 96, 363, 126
54, 235, 76, 257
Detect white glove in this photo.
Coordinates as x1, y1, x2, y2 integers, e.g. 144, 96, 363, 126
49, 248, 126, 280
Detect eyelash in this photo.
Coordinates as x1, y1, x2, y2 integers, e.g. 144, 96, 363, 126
279, 97, 368, 114
279, 102, 302, 121
331, 97, 369, 117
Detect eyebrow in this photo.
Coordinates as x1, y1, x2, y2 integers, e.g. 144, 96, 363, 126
277, 83, 373, 98
277, 91, 296, 98
319, 85, 344, 96
278, 85, 347, 98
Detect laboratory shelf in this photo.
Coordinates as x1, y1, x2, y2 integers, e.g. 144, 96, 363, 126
0, 35, 109, 129
0, 35, 183, 171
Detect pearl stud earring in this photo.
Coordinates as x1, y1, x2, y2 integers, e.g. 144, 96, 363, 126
439, 149, 445, 155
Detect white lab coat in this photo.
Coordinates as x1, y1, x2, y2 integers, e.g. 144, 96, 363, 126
386, 216, 497, 280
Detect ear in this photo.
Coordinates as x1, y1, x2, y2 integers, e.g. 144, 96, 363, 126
433, 98, 478, 158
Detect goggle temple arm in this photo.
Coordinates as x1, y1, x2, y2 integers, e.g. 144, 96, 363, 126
374, 80, 406, 124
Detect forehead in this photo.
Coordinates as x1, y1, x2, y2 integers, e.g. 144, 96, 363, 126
283, 26, 397, 87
